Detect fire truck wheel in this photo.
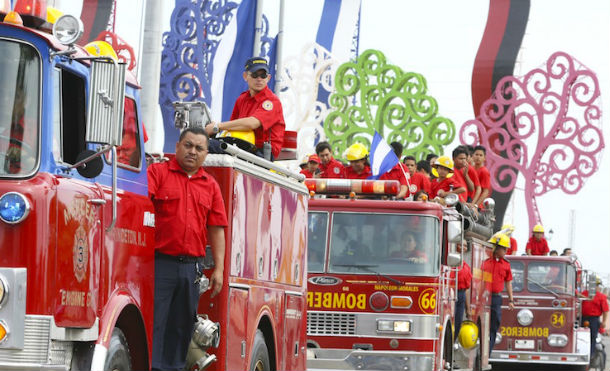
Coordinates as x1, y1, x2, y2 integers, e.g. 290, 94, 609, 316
104, 328, 132, 371
250, 330, 271, 371
442, 327, 453, 371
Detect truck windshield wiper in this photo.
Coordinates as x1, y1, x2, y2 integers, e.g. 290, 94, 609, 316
333, 264, 402, 285
526, 277, 559, 297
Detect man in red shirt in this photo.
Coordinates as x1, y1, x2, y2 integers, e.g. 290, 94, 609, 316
315, 141, 344, 178
380, 142, 409, 198
300, 154, 321, 178
526, 224, 550, 255
342, 143, 371, 179
452, 146, 480, 203
148, 127, 228, 371
430, 156, 466, 202
451, 243, 472, 337
483, 233, 515, 355
402, 155, 431, 196
581, 278, 609, 358
416, 160, 433, 193
472, 145, 492, 205
207, 57, 285, 160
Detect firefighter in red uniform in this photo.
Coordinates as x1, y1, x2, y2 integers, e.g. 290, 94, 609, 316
472, 145, 492, 206
500, 224, 518, 255
402, 155, 431, 196
483, 233, 515, 355
429, 156, 466, 201
452, 145, 480, 203
207, 57, 285, 160
148, 127, 228, 371
451, 243, 472, 337
342, 143, 371, 179
300, 154, 321, 178
526, 224, 550, 256
582, 278, 609, 359
315, 141, 344, 178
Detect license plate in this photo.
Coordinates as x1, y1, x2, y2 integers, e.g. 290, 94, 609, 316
514, 339, 535, 349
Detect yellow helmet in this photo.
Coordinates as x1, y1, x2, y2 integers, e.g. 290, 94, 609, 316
433, 156, 454, 171
344, 143, 368, 161
46, 6, 63, 24
84, 41, 118, 61
458, 320, 479, 350
501, 224, 515, 235
533, 224, 544, 233
488, 233, 510, 249
218, 130, 257, 152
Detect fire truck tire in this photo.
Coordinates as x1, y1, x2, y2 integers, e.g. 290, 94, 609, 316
250, 330, 271, 371
443, 326, 453, 371
473, 322, 482, 371
104, 328, 132, 371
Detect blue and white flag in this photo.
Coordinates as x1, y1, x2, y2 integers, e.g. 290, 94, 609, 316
210, 0, 257, 122
368, 132, 399, 179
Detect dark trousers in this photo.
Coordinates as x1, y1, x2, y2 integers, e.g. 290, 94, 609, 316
455, 289, 467, 338
489, 294, 503, 355
152, 255, 200, 371
582, 316, 600, 357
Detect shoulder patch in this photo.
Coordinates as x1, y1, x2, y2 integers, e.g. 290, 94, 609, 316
262, 100, 273, 111
409, 184, 418, 193
333, 167, 341, 174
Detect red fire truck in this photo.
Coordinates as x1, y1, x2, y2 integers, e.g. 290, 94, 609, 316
304, 179, 495, 371
0, 5, 308, 371
489, 255, 591, 369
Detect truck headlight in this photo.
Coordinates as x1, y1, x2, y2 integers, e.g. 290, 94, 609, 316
548, 334, 568, 347
0, 192, 31, 224
517, 309, 533, 326
377, 319, 411, 333
52, 15, 84, 45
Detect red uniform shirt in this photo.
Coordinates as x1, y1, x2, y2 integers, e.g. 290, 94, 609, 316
300, 168, 315, 178
482, 256, 513, 293
526, 236, 549, 256
507, 237, 518, 255
582, 291, 610, 317
411, 172, 431, 195
319, 157, 344, 178
148, 158, 228, 257
343, 165, 372, 179
475, 165, 492, 197
380, 163, 408, 187
230, 86, 285, 158
429, 176, 459, 200
451, 262, 472, 290
451, 168, 471, 202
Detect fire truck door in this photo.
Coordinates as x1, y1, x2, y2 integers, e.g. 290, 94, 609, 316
283, 292, 304, 370
54, 178, 103, 328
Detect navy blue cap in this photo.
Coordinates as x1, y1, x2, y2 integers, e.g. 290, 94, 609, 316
244, 57, 269, 73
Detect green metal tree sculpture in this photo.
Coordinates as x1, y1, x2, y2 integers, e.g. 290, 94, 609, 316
324, 49, 455, 160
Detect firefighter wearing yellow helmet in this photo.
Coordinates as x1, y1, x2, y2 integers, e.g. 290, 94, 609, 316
526, 223, 550, 256
500, 224, 518, 255
430, 156, 466, 201
343, 143, 371, 179
483, 232, 514, 355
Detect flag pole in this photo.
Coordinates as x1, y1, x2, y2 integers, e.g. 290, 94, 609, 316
252, 0, 264, 56
274, 0, 285, 93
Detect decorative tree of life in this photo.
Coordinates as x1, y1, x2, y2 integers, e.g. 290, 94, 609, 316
460, 51, 604, 231
324, 49, 455, 160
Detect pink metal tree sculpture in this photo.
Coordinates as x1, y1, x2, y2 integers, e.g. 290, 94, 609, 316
461, 51, 604, 231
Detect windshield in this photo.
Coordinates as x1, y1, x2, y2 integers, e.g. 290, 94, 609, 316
0, 40, 40, 176
527, 261, 575, 295
509, 261, 524, 292
308, 212, 329, 272
328, 212, 440, 276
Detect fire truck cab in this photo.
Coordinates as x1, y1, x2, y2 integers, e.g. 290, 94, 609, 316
0, 6, 308, 371
490, 255, 590, 369
304, 179, 495, 371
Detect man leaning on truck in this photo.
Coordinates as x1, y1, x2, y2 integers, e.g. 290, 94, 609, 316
148, 127, 228, 371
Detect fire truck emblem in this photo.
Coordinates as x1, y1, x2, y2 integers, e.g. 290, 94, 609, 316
73, 225, 89, 282
262, 100, 273, 111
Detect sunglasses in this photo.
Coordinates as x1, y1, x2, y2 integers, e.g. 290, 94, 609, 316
249, 71, 268, 79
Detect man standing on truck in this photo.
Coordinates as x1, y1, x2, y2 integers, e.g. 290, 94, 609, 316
484, 233, 515, 355
207, 57, 285, 160
582, 278, 609, 360
148, 127, 228, 371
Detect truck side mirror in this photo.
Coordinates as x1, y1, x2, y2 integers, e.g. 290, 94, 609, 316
447, 252, 462, 267
75, 149, 104, 178
86, 59, 126, 146
447, 220, 462, 243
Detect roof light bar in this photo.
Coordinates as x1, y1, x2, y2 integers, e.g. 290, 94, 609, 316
304, 179, 399, 196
